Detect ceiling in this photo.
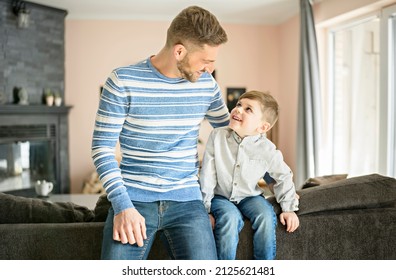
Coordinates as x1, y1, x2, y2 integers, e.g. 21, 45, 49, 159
26, 0, 301, 25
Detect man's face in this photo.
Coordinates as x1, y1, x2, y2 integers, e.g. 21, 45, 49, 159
177, 44, 220, 82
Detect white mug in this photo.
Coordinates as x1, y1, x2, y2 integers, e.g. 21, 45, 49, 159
35, 180, 54, 196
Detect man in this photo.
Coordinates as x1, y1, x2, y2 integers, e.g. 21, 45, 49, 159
92, 6, 229, 260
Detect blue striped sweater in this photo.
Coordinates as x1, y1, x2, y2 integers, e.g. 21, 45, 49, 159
92, 58, 230, 215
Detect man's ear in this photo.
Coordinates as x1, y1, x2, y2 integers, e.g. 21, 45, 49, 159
174, 44, 187, 61
257, 122, 271, 134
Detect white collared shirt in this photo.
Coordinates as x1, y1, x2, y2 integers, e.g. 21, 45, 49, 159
200, 126, 299, 213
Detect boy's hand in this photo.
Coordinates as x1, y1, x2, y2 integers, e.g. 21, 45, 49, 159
280, 212, 299, 233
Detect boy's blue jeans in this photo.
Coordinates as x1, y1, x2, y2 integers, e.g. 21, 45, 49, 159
211, 195, 277, 260
101, 200, 217, 260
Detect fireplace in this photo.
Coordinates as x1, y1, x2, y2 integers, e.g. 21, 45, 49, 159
0, 105, 71, 195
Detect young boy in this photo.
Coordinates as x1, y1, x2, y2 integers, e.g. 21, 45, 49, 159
199, 90, 299, 260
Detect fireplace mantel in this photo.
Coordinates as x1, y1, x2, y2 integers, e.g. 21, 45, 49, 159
0, 105, 72, 115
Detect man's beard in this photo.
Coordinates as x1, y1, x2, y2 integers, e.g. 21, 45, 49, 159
177, 55, 201, 83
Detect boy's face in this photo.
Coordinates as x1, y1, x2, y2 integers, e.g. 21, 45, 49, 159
229, 98, 270, 138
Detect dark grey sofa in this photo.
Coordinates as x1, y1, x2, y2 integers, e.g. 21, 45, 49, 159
1, 173, 396, 260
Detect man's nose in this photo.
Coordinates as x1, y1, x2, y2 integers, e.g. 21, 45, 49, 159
205, 64, 215, 74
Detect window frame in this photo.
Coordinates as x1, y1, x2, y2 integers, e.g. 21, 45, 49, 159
379, 4, 396, 177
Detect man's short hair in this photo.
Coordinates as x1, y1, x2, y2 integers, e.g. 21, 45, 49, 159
166, 6, 228, 49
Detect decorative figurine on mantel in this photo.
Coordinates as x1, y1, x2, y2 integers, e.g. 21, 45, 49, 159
13, 87, 29, 105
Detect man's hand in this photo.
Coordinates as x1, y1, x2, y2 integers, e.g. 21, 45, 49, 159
279, 212, 299, 233
113, 208, 147, 247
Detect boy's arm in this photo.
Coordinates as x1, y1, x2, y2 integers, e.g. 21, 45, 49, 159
272, 174, 299, 213
266, 150, 300, 232
268, 151, 299, 213
199, 131, 217, 213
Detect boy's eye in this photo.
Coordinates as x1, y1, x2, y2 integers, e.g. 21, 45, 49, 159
236, 103, 241, 107
246, 107, 252, 112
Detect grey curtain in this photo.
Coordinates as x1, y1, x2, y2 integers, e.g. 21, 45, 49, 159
296, 0, 322, 187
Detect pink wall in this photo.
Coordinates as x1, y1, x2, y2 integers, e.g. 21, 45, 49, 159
65, 20, 281, 193
65, 0, 394, 193
277, 17, 300, 173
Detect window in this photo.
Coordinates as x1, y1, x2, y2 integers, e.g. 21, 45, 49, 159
321, 4, 396, 178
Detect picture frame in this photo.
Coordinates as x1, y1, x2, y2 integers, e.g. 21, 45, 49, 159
226, 87, 246, 112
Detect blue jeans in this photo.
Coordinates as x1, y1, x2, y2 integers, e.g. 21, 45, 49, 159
211, 195, 277, 260
101, 200, 217, 260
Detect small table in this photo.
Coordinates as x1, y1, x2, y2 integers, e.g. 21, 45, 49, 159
43, 194, 102, 210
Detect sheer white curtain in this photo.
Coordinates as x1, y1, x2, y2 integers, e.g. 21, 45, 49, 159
330, 19, 380, 177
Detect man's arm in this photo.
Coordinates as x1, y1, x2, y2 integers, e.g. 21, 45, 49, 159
205, 82, 230, 128
91, 71, 133, 215
92, 71, 146, 245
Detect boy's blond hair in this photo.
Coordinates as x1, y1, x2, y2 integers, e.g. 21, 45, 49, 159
238, 90, 279, 127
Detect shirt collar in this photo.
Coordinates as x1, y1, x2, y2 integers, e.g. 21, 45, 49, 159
231, 131, 264, 144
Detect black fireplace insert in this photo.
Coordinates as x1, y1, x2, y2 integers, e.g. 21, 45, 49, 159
0, 105, 71, 195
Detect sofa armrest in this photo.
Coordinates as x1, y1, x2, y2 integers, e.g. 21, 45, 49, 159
268, 173, 396, 215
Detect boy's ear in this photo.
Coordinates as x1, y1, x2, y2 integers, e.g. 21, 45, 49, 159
257, 122, 271, 134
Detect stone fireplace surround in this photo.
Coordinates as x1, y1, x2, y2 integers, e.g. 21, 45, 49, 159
0, 1, 69, 195
0, 104, 71, 194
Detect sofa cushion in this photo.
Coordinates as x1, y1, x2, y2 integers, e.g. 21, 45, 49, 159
0, 193, 94, 223
268, 173, 396, 215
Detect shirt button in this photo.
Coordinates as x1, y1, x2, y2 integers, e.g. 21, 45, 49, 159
236, 164, 240, 168
234, 182, 237, 186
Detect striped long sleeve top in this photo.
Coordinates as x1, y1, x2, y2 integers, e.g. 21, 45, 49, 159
91, 58, 230, 215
